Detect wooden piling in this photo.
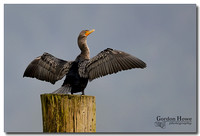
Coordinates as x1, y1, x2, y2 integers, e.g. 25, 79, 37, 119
40, 94, 96, 133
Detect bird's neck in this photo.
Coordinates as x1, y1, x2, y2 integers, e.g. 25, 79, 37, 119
78, 37, 90, 60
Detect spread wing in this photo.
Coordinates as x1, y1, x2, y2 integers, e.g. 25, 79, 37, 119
86, 48, 146, 81
23, 52, 73, 84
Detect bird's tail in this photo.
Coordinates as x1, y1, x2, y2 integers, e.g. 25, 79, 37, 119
52, 85, 71, 94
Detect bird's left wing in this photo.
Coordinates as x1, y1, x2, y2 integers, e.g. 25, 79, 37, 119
23, 52, 73, 84
85, 48, 146, 81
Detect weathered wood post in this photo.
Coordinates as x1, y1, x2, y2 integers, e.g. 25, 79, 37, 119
40, 94, 96, 133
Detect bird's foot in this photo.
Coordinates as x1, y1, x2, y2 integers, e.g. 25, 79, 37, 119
82, 90, 85, 95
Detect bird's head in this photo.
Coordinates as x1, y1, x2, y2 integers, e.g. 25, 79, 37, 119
78, 29, 95, 39
78, 29, 95, 50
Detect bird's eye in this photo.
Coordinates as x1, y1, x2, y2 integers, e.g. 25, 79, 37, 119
84, 31, 88, 36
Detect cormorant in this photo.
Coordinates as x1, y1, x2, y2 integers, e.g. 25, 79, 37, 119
23, 29, 146, 95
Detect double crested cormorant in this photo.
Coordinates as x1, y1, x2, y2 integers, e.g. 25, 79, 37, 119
23, 29, 146, 95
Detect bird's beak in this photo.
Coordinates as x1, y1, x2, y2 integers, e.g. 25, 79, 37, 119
85, 29, 95, 36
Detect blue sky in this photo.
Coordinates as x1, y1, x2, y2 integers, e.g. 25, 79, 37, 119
4, 4, 196, 132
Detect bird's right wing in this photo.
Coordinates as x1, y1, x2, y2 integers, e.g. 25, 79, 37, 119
85, 48, 146, 81
23, 52, 73, 84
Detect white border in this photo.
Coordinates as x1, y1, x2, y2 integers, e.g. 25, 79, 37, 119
1, 0, 4, 135
1, 0, 198, 136
1, 0, 198, 4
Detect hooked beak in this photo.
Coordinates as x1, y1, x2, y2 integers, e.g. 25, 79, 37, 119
85, 29, 95, 36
